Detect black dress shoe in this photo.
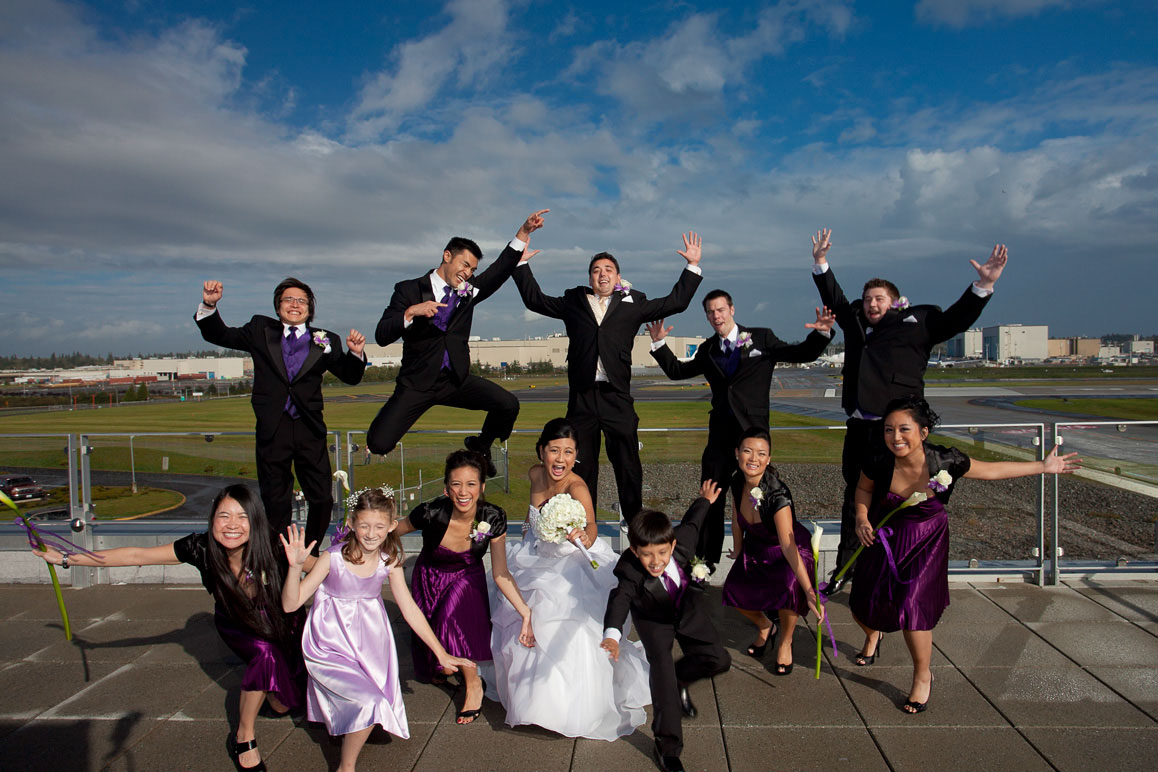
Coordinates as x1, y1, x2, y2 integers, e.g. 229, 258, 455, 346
678, 684, 697, 718
821, 570, 848, 597
464, 436, 497, 477
653, 745, 686, 772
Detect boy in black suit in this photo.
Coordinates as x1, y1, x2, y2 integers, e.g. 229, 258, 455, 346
647, 289, 835, 567
810, 228, 1007, 594
196, 277, 366, 555
601, 481, 731, 772
365, 210, 548, 474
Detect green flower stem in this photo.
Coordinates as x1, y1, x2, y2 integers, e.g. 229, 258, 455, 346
814, 551, 823, 680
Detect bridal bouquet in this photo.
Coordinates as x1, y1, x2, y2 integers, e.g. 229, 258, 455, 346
537, 493, 600, 570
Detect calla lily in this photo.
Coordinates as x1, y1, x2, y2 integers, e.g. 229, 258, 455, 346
811, 525, 825, 679
904, 491, 928, 506
332, 469, 350, 492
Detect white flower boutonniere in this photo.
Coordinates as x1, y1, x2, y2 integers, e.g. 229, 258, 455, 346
737, 331, 754, 349
690, 557, 711, 584
454, 282, 473, 299
614, 279, 632, 297
891, 296, 910, 311
749, 486, 763, 509
312, 331, 331, 353
929, 471, 953, 493
470, 519, 491, 543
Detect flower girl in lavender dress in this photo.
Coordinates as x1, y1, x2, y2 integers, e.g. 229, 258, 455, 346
490, 418, 650, 740
281, 488, 474, 772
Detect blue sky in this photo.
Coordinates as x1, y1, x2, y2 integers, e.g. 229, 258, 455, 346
1, 0, 1155, 356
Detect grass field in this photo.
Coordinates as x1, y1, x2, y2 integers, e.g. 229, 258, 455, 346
925, 365, 1158, 381
1012, 398, 1158, 422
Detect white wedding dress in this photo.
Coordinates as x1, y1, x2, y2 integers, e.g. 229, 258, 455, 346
488, 504, 650, 740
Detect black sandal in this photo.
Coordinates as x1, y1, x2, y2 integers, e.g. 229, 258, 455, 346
227, 733, 267, 772
773, 661, 794, 676
456, 678, 486, 725
746, 622, 777, 658
855, 632, 883, 667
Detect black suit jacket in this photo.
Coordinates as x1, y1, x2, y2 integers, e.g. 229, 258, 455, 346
651, 325, 829, 433
376, 244, 523, 390
196, 312, 365, 442
814, 267, 989, 417
513, 264, 703, 394
604, 497, 718, 643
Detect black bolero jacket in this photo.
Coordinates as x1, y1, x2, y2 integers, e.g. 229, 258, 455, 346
863, 442, 972, 516
407, 497, 508, 557
730, 467, 796, 529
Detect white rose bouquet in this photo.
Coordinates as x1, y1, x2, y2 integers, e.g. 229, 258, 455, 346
537, 493, 599, 570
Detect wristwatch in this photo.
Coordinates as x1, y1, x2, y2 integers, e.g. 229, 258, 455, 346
60, 554, 70, 570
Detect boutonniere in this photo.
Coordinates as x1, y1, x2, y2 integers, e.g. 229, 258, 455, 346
311, 331, 331, 353
749, 486, 763, 508
689, 557, 711, 584
928, 470, 953, 494
470, 519, 491, 543
453, 282, 473, 299
891, 296, 910, 311
737, 331, 754, 349
613, 279, 632, 297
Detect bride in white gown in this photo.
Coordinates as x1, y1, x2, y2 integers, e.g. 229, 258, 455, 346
489, 418, 650, 740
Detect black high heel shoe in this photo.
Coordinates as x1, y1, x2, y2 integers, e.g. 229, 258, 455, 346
855, 632, 883, 666
746, 622, 777, 658
902, 674, 934, 714
227, 733, 267, 772
456, 677, 486, 725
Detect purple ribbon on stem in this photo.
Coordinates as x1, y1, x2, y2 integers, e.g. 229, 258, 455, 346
10, 512, 102, 642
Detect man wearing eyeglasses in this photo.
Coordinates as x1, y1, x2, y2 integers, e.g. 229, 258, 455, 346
196, 277, 367, 557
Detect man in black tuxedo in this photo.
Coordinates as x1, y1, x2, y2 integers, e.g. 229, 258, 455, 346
601, 482, 730, 772
512, 232, 704, 522
811, 228, 1008, 594
365, 210, 548, 473
646, 289, 835, 567
196, 277, 366, 554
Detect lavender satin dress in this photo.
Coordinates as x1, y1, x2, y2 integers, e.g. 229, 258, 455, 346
302, 552, 408, 738
410, 545, 492, 682
722, 516, 815, 617
850, 491, 950, 632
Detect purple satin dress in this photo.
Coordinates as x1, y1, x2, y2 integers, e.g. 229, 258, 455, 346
410, 545, 492, 682
850, 491, 950, 632
722, 516, 815, 617
302, 550, 408, 738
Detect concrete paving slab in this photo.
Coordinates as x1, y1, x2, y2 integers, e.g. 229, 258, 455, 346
942, 585, 1022, 623
1068, 582, 1158, 623
1085, 667, 1158, 720
573, 725, 726, 772
1026, 619, 1158, 667
10, 585, 162, 621
715, 664, 863, 728
0, 618, 79, 661
0, 715, 163, 772
933, 621, 1073, 668
723, 726, 888, 771
0, 661, 120, 727
980, 585, 1123, 623
267, 718, 434, 772
394, 679, 459, 724
823, 625, 952, 668
964, 666, 1154, 727
133, 615, 238, 664
46, 662, 232, 720
104, 585, 215, 622
871, 727, 1052, 772
1023, 727, 1158, 772
412, 717, 575, 772
842, 666, 1006, 727
31, 619, 218, 665
101, 719, 244, 772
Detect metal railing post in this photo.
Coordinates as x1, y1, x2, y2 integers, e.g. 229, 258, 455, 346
74, 434, 97, 588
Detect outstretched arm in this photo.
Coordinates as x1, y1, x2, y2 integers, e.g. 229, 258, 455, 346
757, 307, 835, 363
195, 280, 253, 352
489, 536, 535, 647
31, 542, 179, 568
470, 210, 550, 300
810, 230, 851, 323
971, 244, 1008, 292
648, 320, 706, 380
511, 258, 566, 319
280, 524, 326, 612
964, 445, 1080, 481
388, 564, 476, 675
636, 232, 705, 322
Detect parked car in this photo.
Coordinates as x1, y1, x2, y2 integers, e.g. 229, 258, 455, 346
1, 475, 46, 501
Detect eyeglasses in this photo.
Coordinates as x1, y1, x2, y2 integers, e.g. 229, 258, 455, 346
281, 296, 309, 307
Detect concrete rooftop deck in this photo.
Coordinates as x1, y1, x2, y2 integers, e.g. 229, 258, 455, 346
2, 579, 1156, 772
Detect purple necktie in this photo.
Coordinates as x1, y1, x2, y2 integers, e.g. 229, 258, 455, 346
431, 285, 459, 370
281, 326, 308, 417
662, 568, 684, 607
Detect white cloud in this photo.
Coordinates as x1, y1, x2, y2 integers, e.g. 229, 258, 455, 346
915, 0, 1075, 29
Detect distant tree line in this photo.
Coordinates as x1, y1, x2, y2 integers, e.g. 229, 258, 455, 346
0, 349, 229, 371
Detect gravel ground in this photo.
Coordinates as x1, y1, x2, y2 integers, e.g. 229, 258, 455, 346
599, 462, 1158, 561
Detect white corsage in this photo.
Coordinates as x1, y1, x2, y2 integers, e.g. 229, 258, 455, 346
470, 519, 491, 543
929, 471, 953, 494
737, 331, 754, 349
312, 330, 331, 353
749, 486, 764, 509
689, 557, 710, 583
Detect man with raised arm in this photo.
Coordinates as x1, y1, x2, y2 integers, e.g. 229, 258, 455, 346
196, 278, 366, 554
646, 291, 836, 569
512, 232, 704, 523
365, 210, 549, 475
811, 228, 1007, 594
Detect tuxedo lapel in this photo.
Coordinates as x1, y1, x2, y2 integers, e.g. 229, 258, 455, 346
643, 574, 675, 614
295, 328, 325, 382
603, 291, 623, 320
265, 323, 291, 383
419, 272, 436, 304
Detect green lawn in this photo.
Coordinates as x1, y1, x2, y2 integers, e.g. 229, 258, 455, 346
925, 365, 1158, 381
1012, 398, 1158, 422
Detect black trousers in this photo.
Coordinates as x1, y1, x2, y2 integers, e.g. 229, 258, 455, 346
257, 413, 333, 556
365, 371, 519, 456
567, 384, 642, 522
697, 419, 742, 564
834, 417, 884, 571
636, 615, 731, 758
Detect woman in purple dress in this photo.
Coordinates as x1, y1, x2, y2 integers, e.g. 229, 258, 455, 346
31, 484, 302, 772
281, 487, 474, 771
395, 450, 534, 724
723, 428, 824, 675
850, 396, 1079, 714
